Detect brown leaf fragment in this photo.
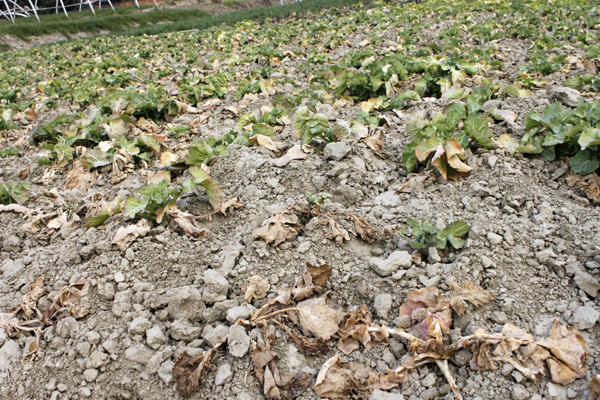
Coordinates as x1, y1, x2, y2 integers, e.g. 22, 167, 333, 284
346, 213, 379, 243
173, 343, 223, 398
164, 204, 209, 240
337, 305, 388, 355
449, 281, 494, 316
398, 287, 441, 318
243, 275, 271, 303
538, 318, 588, 385
296, 296, 344, 340
10, 278, 46, 319
566, 172, 600, 204
364, 129, 385, 158
249, 134, 285, 155
313, 356, 358, 399
396, 173, 431, 193
589, 375, 600, 400
44, 278, 91, 321
311, 215, 350, 244
252, 211, 301, 246
214, 197, 243, 216
305, 262, 332, 287
271, 145, 308, 167
314, 356, 405, 399
0, 204, 33, 214
112, 221, 152, 251
65, 160, 95, 191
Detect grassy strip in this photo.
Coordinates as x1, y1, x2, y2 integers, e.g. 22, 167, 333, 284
120, 0, 371, 37
0, 6, 209, 40
0, 0, 371, 41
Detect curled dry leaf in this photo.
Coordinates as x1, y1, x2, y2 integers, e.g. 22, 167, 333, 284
173, 341, 224, 398
164, 204, 209, 240
112, 221, 151, 251
345, 213, 380, 243
364, 129, 385, 158
252, 211, 302, 246
396, 173, 431, 193
337, 305, 388, 355
565, 172, 600, 204
271, 145, 308, 167
45, 277, 91, 320
243, 275, 271, 303
538, 318, 588, 385
310, 215, 350, 245
296, 296, 344, 340
65, 160, 96, 191
449, 281, 494, 316
589, 375, 600, 400
250, 134, 285, 155
10, 278, 46, 319
0, 204, 33, 214
305, 262, 332, 287
313, 356, 405, 399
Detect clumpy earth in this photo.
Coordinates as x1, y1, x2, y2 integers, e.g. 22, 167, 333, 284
0, 0, 599, 399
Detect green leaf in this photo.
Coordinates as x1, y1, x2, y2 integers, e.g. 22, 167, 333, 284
447, 235, 466, 249
186, 140, 225, 166
402, 142, 418, 173
464, 115, 494, 149
578, 127, 600, 150
123, 196, 149, 218
81, 149, 113, 170
570, 150, 599, 175
189, 166, 223, 209
252, 123, 276, 137
442, 220, 470, 238
0, 181, 29, 205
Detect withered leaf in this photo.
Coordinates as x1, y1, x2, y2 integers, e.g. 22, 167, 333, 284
313, 356, 358, 399
565, 172, 600, 204
449, 281, 494, 316
112, 222, 151, 251
589, 375, 600, 400
173, 346, 221, 398
398, 287, 441, 318
10, 277, 46, 318
305, 262, 332, 287
44, 277, 91, 320
364, 129, 385, 158
337, 305, 388, 355
396, 173, 431, 193
296, 296, 344, 340
310, 215, 350, 244
0, 204, 32, 214
252, 211, 301, 246
243, 275, 271, 303
346, 213, 379, 243
164, 204, 209, 240
65, 160, 95, 191
250, 134, 285, 155
538, 318, 588, 385
271, 145, 308, 167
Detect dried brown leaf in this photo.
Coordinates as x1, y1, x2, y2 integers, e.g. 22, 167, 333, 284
10, 277, 46, 319
346, 213, 379, 243
311, 215, 350, 244
252, 211, 301, 246
65, 160, 95, 191
271, 145, 308, 167
398, 287, 441, 318
449, 281, 494, 316
313, 356, 357, 399
305, 262, 332, 287
243, 275, 271, 303
249, 134, 285, 155
538, 318, 588, 385
164, 204, 209, 240
364, 129, 385, 158
0, 204, 32, 214
112, 222, 151, 251
566, 172, 600, 204
396, 173, 431, 193
45, 277, 91, 320
173, 345, 221, 398
337, 305, 388, 355
296, 296, 344, 340
589, 375, 600, 400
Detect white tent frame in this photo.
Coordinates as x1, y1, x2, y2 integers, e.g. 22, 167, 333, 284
0, 0, 158, 23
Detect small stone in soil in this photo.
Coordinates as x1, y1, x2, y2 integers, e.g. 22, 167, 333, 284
227, 325, 250, 358
215, 363, 233, 386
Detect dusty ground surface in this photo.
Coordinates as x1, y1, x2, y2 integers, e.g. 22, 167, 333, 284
0, 0, 599, 399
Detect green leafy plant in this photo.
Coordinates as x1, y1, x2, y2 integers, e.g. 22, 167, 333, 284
398, 218, 470, 253
0, 181, 29, 205
305, 191, 331, 208
0, 146, 20, 158
292, 106, 336, 145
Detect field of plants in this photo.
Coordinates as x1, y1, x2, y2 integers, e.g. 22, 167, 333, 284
0, 0, 599, 399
